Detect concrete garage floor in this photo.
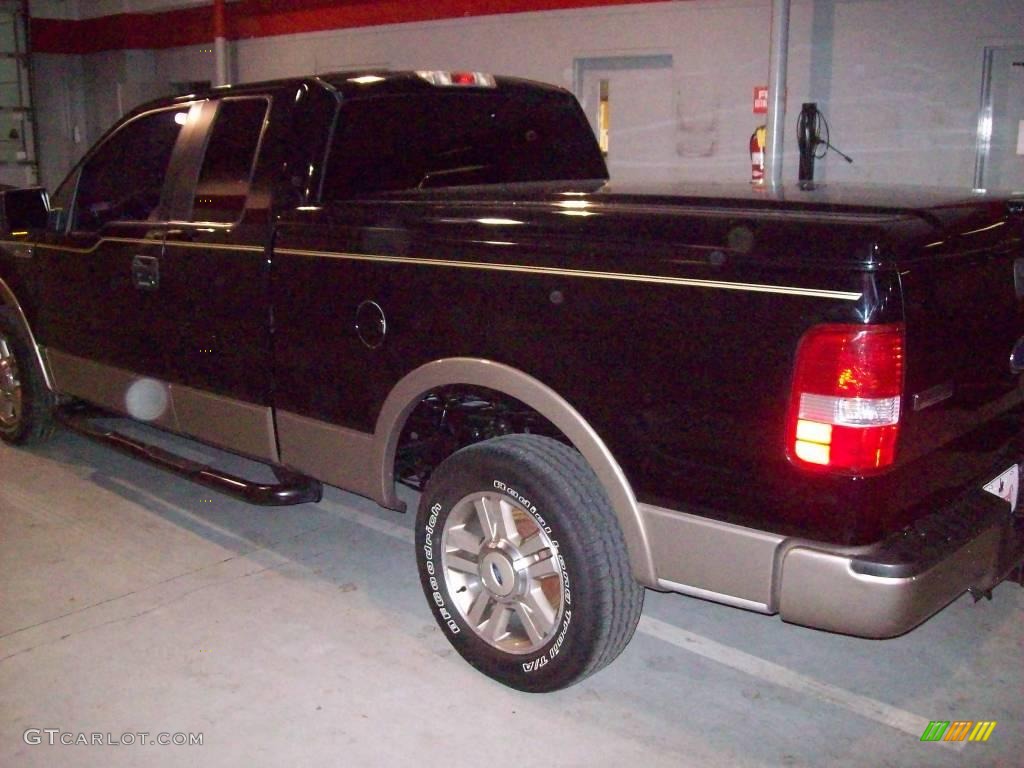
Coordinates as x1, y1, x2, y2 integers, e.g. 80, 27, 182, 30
1, 426, 1022, 768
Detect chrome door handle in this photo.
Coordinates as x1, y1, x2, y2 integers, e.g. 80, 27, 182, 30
132, 254, 160, 290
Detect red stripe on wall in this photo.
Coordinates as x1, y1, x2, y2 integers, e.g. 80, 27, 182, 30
31, 0, 663, 55
32, 6, 215, 54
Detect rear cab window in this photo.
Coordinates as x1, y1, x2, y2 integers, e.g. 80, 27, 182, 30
321, 87, 607, 200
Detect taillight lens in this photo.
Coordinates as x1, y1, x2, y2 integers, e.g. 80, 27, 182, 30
787, 323, 905, 474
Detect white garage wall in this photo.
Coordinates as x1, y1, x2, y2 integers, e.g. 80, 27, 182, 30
786, 0, 1024, 187
28, 0, 1024, 191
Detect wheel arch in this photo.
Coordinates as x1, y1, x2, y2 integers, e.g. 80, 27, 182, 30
372, 358, 657, 586
0, 273, 53, 391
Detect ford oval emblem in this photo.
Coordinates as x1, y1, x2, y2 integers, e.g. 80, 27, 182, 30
1011, 336, 1024, 374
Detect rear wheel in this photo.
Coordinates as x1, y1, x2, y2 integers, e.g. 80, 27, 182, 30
415, 434, 643, 692
0, 309, 55, 445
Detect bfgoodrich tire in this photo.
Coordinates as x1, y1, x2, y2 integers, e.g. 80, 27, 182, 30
415, 434, 643, 692
0, 308, 55, 445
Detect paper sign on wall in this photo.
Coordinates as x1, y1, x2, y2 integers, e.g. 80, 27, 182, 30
753, 86, 768, 115
1017, 120, 1024, 155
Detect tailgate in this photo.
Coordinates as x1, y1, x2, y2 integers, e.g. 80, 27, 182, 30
887, 197, 1024, 528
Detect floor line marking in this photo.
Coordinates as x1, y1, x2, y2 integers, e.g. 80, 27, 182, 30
638, 615, 961, 749
318, 498, 416, 544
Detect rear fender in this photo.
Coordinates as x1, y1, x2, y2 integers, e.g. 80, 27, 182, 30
374, 358, 657, 586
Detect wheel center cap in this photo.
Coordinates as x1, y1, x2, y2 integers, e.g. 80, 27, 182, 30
480, 550, 518, 598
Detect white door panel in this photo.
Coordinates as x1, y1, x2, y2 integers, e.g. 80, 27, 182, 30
976, 45, 1024, 192
577, 56, 678, 184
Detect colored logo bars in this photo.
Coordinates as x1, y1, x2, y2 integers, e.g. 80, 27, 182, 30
920, 720, 997, 742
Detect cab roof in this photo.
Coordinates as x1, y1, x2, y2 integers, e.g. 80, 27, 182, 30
151, 69, 569, 109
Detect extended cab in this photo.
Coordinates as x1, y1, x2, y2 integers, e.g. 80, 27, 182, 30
1, 71, 1022, 692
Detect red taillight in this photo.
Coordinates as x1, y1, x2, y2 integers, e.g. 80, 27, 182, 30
786, 323, 905, 474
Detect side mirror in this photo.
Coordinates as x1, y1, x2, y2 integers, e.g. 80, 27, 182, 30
0, 186, 50, 232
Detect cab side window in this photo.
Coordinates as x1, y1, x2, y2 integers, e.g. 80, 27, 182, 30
74, 107, 189, 231
191, 98, 268, 223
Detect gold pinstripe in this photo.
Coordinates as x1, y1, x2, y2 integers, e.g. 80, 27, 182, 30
4, 237, 862, 301
276, 246, 863, 300
20, 238, 265, 255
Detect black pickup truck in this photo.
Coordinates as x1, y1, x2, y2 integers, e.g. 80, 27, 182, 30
1, 70, 1022, 692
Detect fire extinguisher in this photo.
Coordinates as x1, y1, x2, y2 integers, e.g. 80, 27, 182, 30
750, 125, 766, 184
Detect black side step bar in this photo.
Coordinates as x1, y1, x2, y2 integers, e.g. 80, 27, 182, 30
56, 407, 323, 507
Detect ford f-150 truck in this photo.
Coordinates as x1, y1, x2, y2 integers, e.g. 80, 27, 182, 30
1, 70, 1022, 692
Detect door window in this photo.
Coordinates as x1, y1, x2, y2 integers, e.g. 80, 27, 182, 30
73, 106, 189, 231
191, 98, 268, 223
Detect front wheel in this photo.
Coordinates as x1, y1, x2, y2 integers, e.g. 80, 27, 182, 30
0, 309, 55, 445
415, 434, 643, 692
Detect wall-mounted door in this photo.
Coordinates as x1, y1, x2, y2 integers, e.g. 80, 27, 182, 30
975, 45, 1024, 191
575, 55, 677, 184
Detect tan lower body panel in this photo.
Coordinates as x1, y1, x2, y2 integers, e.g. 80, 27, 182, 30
639, 503, 784, 611
274, 409, 383, 506
44, 348, 278, 462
